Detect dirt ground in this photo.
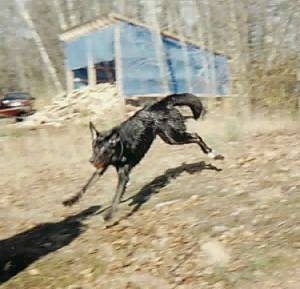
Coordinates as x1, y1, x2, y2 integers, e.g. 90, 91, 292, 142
0, 113, 299, 289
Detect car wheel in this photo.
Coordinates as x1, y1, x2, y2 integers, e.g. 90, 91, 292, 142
16, 112, 26, 122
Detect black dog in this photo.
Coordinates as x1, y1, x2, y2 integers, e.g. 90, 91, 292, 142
63, 93, 224, 221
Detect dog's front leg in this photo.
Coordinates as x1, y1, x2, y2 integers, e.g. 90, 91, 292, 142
63, 167, 107, 207
103, 165, 130, 221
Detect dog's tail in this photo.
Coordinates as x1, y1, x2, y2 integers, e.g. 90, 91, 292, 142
160, 93, 206, 119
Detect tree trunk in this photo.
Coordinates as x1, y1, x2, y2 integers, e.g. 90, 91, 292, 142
15, 0, 63, 93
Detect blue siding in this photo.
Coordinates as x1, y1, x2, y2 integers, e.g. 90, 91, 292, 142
87, 26, 115, 64
63, 21, 230, 96
163, 37, 228, 95
187, 44, 211, 94
64, 36, 89, 70
163, 37, 188, 93
64, 26, 114, 70
214, 55, 229, 95
120, 22, 163, 95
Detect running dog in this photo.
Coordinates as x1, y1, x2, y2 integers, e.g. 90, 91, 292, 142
63, 93, 224, 221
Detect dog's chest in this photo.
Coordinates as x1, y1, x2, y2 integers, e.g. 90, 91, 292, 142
119, 114, 157, 165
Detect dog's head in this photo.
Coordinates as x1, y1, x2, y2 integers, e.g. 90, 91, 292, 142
89, 122, 120, 169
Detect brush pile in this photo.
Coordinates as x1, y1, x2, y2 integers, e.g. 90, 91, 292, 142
21, 84, 125, 127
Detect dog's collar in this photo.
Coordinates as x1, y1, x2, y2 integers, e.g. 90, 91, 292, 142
118, 138, 124, 160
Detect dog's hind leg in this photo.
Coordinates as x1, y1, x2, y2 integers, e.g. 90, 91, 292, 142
159, 129, 224, 160
103, 165, 130, 221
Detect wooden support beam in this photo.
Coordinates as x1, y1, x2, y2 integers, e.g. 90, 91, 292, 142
88, 64, 96, 86
114, 22, 124, 98
66, 69, 74, 94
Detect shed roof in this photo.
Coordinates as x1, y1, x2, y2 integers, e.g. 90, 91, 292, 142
59, 14, 228, 57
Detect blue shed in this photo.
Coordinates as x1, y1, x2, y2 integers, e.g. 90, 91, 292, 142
60, 14, 230, 97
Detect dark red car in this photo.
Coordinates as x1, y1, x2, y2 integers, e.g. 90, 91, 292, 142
0, 92, 35, 120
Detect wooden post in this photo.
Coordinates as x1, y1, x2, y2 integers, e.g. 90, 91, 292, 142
295, 10, 300, 111
114, 22, 124, 98
66, 69, 74, 94
145, 2, 169, 94
153, 30, 169, 94
88, 63, 96, 86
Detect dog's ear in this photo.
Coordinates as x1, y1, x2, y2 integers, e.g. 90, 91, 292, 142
89, 121, 99, 140
109, 132, 120, 145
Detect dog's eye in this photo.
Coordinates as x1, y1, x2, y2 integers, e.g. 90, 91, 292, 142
109, 139, 117, 145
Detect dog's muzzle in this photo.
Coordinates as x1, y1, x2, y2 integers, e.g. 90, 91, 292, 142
89, 157, 104, 169
94, 162, 104, 169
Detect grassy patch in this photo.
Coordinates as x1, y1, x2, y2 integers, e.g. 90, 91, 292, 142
0, 127, 32, 139
2, 252, 106, 289
224, 118, 241, 142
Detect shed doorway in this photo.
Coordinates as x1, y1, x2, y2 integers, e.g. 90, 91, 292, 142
95, 60, 116, 84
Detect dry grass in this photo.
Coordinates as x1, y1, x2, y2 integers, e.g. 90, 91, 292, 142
0, 111, 299, 289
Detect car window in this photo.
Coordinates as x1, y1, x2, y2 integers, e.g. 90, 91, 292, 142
3, 93, 30, 100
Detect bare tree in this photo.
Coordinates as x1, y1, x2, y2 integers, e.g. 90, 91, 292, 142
0, 0, 296, 109
15, 0, 63, 93
52, 0, 68, 31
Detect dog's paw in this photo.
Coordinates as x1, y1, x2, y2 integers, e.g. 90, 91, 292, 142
62, 191, 83, 207
208, 150, 225, 160
62, 200, 71, 207
62, 197, 76, 207
214, 154, 225, 160
103, 210, 113, 222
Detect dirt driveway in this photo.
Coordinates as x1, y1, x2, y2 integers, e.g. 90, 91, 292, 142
0, 115, 299, 289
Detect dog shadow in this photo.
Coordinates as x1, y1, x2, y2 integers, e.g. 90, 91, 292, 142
123, 161, 221, 219
0, 205, 100, 284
